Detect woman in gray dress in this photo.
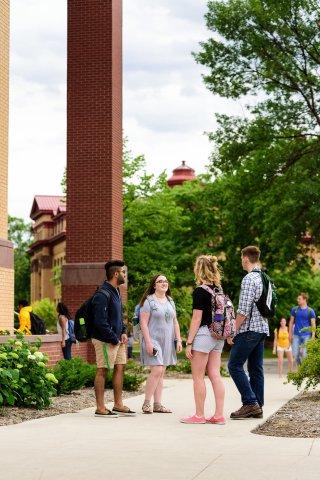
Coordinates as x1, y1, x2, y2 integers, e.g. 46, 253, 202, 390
140, 274, 182, 413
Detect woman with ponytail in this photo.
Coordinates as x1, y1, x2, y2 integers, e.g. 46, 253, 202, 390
180, 255, 226, 425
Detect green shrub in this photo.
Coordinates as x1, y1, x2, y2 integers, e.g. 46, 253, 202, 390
170, 286, 193, 336
0, 333, 57, 409
125, 359, 147, 374
105, 370, 146, 391
0, 329, 10, 336
220, 364, 230, 378
167, 359, 192, 373
52, 357, 96, 394
53, 357, 146, 394
288, 327, 320, 389
167, 358, 229, 377
32, 298, 57, 332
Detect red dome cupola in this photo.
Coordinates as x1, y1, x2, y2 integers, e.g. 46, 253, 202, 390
167, 161, 196, 187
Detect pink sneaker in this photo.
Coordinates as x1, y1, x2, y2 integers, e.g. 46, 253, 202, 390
180, 414, 206, 424
206, 415, 226, 425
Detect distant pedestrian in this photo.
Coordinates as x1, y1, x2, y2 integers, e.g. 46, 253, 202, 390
57, 302, 73, 360
17, 299, 32, 335
228, 246, 269, 420
140, 274, 182, 414
289, 293, 316, 366
127, 332, 134, 359
181, 255, 227, 425
273, 317, 293, 377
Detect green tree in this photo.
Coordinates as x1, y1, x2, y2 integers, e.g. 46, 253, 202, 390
194, 0, 320, 261
123, 145, 227, 333
8, 216, 33, 306
123, 145, 187, 318
189, 0, 320, 321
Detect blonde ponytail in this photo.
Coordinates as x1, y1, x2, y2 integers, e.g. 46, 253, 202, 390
194, 254, 222, 286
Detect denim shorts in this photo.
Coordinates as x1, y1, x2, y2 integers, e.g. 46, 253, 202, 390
276, 345, 292, 353
192, 325, 224, 353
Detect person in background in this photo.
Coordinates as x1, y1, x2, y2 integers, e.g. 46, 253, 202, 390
57, 302, 73, 360
181, 255, 226, 425
18, 300, 32, 335
140, 274, 182, 414
289, 293, 316, 366
273, 317, 293, 377
127, 331, 134, 359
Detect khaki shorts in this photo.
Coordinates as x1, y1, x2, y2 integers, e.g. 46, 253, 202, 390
92, 339, 127, 369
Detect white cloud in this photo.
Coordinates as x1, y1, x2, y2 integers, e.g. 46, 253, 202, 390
8, 0, 247, 221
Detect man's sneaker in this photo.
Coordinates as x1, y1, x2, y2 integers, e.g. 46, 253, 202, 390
206, 415, 226, 425
112, 406, 136, 417
94, 409, 118, 418
230, 404, 263, 420
180, 414, 206, 424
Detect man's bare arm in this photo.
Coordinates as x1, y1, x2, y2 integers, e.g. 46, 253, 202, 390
236, 313, 247, 331
289, 315, 294, 342
311, 318, 316, 339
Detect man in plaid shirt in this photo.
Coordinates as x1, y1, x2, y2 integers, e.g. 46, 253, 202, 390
228, 246, 269, 419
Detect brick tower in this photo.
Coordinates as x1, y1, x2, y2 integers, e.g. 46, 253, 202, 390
62, 0, 123, 314
0, 0, 14, 332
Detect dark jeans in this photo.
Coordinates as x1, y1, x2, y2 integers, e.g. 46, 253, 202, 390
127, 346, 133, 359
228, 331, 267, 407
62, 339, 73, 360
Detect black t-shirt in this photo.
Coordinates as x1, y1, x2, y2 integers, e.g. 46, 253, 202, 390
192, 285, 215, 327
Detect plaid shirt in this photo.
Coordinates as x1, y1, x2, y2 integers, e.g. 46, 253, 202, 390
237, 268, 269, 335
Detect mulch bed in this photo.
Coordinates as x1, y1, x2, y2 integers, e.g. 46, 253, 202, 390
253, 390, 320, 438
0, 387, 144, 427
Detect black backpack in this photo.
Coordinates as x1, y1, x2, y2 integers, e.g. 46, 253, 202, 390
255, 270, 277, 319
74, 289, 110, 342
30, 312, 46, 335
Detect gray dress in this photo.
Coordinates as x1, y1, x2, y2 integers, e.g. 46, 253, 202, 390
140, 295, 177, 366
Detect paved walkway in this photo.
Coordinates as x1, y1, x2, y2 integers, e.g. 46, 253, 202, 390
0, 373, 319, 480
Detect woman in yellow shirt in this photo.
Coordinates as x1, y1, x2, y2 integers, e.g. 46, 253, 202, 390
273, 317, 293, 377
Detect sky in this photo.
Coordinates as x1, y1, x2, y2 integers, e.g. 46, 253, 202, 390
8, 0, 248, 221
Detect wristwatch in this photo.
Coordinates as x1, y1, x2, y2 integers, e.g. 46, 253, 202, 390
186, 341, 193, 346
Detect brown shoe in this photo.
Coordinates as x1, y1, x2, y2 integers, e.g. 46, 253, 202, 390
230, 404, 263, 419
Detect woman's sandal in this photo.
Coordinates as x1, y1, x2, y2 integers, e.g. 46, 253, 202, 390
142, 401, 153, 414
153, 403, 172, 413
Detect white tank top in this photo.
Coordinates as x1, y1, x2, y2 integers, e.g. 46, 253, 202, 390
57, 315, 69, 340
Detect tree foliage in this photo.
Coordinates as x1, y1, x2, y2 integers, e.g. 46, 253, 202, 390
124, 1, 320, 335
8, 216, 32, 306
193, 0, 320, 268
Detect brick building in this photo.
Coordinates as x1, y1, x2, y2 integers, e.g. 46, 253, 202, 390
29, 196, 66, 303
0, 0, 14, 332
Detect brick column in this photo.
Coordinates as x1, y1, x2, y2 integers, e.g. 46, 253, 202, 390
62, 0, 123, 314
0, 0, 14, 332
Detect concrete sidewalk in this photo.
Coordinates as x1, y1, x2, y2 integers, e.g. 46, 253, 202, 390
0, 374, 318, 480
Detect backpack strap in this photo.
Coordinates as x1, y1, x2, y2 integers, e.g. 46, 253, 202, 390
96, 288, 111, 302
200, 285, 221, 324
247, 270, 261, 331
307, 307, 314, 322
